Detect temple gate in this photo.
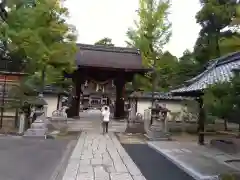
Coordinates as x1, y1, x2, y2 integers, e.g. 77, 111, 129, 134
66, 44, 148, 119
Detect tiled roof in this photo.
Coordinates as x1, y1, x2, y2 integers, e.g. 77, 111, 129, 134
41, 85, 70, 95
171, 51, 240, 93
129, 91, 193, 101
29, 85, 70, 95
76, 44, 147, 70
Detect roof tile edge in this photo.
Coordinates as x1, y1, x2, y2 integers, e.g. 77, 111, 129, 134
184, 51, 240, 85
77, 43, 140, 54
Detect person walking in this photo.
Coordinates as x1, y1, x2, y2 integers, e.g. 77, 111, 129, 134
101, 105, 110, 134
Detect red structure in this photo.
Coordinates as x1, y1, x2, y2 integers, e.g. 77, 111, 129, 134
66, 44, 148, 119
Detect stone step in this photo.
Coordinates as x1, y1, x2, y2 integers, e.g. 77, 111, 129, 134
24, 128, 47, 137
23, 135, 46, 139
64, 119, 127, 132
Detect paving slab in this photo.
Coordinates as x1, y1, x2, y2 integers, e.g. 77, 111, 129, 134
62, 132, 146, 180
148, 141, 240, 180
0, 136, 70, 180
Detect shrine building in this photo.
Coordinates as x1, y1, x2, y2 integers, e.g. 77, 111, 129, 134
66, 43, 149, 119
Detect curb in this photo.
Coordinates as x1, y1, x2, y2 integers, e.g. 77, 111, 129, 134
148, 142, 204, 180
49, 139, 78, 180
110, 133, 146, 179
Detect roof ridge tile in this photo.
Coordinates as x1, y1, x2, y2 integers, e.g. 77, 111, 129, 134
77, 43, 140, 54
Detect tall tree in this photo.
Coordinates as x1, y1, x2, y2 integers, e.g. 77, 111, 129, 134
219, 4, 240, 54
95, 37, 114, 46
126, 0, 171, 90
155, 51, 178, 91
204, 82, 233, 130
194, 0, 238, 64
174, 50, 200, 85
1, 0, 77, 95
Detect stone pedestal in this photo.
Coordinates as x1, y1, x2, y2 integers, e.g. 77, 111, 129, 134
23, 114, 48, 139
18, 113, 25, 134
146, 104, 171, 141
146, 119, 171, 141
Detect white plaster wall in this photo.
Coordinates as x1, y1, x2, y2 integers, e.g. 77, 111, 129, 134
137, 100, 152, 115
137, 100, 184, 114
136, 99, 185, 121
3, 110, 15, 116
43, 95, 58, 117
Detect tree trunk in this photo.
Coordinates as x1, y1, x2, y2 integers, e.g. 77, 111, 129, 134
40, 66, 46, 96
57, 94, 61, 110
197, 97, 205, 145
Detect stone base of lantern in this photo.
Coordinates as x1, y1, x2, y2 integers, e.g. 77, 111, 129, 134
23, 114, 48, 139
145, 120, 171, 141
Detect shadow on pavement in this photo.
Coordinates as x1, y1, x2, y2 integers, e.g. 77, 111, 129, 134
122, 144, 194, 180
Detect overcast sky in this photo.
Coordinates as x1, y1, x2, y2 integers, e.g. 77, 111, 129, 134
65, 0, 201, 58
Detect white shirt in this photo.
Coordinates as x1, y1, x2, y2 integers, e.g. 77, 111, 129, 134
101, 110, 110, 122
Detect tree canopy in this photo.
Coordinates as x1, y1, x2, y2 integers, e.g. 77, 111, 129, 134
2, 0, 77, 100
95, 37, 114, 46
126, 0, 172, 91
194, 0, 239, 65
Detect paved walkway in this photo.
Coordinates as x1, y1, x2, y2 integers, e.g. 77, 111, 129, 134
0, 136, 69, 180
62, 132, 146, 180
123, 144, 194, 180
148, 141, 240, 180
66, 111, 127, 133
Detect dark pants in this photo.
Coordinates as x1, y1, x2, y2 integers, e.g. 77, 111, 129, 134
102, 121, 109, 133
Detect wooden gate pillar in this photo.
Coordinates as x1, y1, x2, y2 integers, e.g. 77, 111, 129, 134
114, 76, 125, 119
67, 71, 84, 118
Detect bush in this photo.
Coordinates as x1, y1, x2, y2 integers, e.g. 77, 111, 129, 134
206, 115, 216, 124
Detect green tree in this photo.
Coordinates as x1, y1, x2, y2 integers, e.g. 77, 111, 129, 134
174, 50, 201, 85
194, 0, 238, 64
204, 82, 233, 130
219, 4, 240, 54
204, 73, 240, 131
126, 0, 171, 90
229, 74, 240, 127
95, 37, 114, 46
155, 51, 178, 91
1, 0, 77, 95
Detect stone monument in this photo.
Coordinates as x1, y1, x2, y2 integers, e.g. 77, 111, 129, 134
145, 101, 171, 140
23, 111, 48, 139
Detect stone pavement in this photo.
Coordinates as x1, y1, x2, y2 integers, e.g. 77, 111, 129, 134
67, 120, 127, 133
62, 132, 146, 180
148, 141, 240, 180
0, 136, 69, 180
66, 111, 127, 133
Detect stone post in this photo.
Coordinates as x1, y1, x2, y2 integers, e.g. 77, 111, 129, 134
18, 112, 25, 134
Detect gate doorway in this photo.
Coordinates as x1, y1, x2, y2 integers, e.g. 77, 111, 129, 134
66, 44, 149, 119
